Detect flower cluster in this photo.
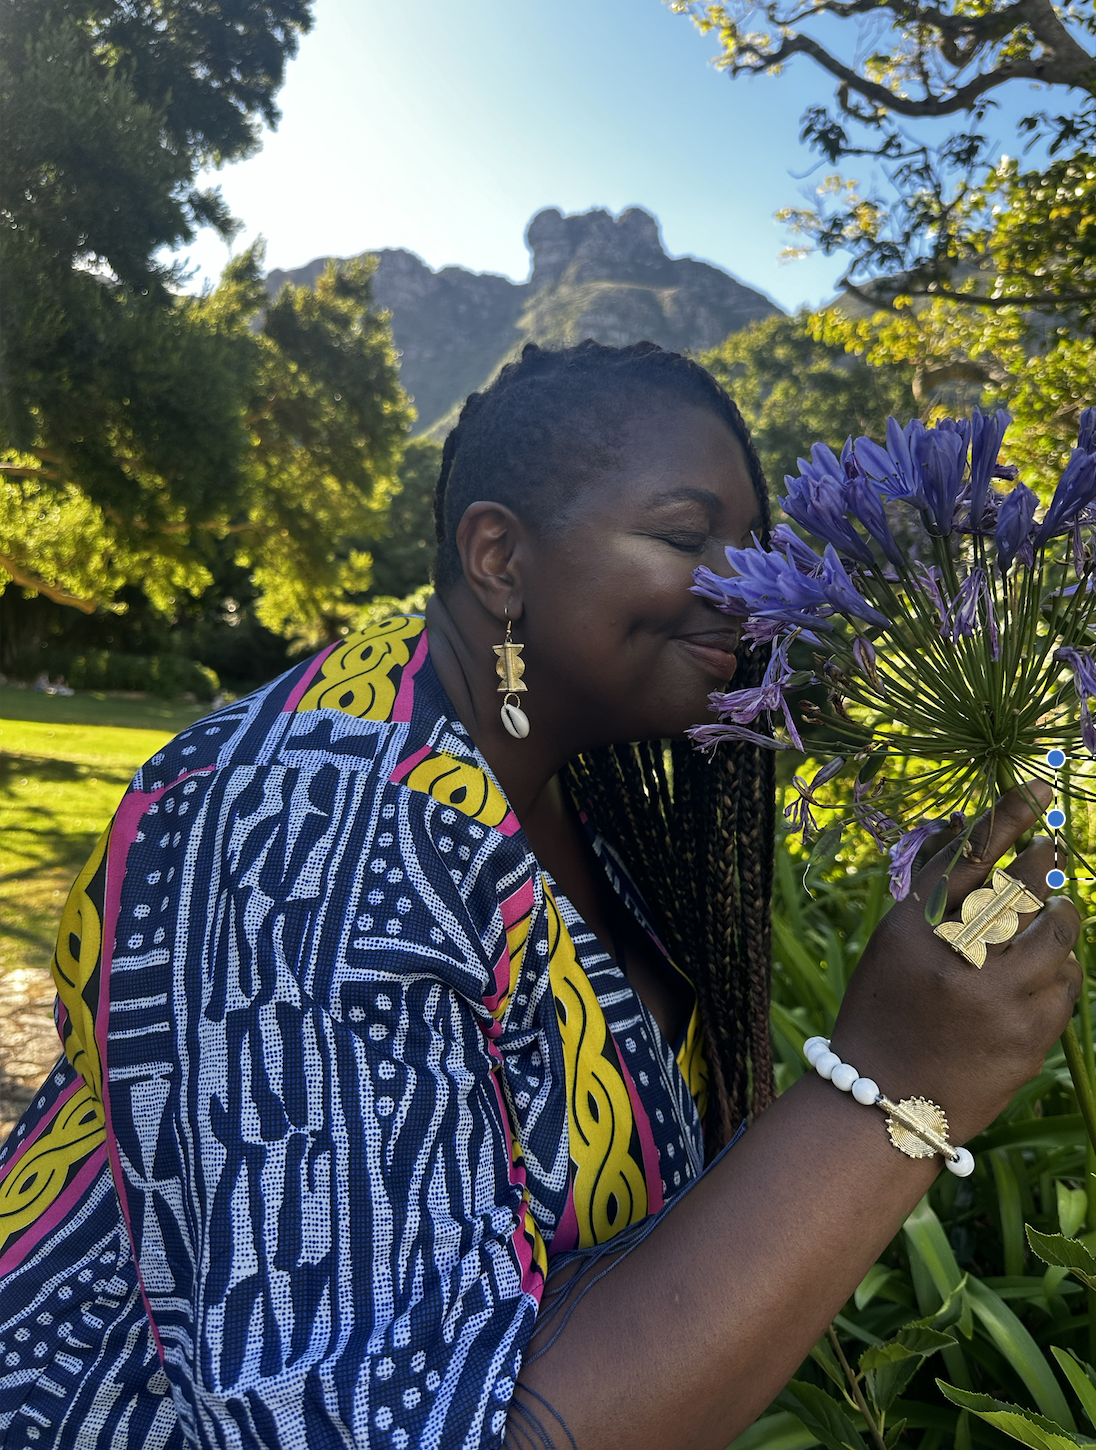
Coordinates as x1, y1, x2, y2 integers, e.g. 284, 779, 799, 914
691, 408, 1096, 903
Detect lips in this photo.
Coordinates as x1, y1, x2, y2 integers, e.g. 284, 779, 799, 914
675, 629, 741, 678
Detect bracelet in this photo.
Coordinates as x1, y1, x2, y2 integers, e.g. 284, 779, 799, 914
803, 1037, 975, 1178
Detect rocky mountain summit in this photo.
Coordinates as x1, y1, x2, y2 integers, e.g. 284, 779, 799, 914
267, 206, 780, 435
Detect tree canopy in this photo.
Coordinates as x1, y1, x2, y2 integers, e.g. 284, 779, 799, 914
0, 0, 426, 654
673, 0, 1096, 312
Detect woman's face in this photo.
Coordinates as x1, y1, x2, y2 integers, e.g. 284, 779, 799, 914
518, 402, 762, 745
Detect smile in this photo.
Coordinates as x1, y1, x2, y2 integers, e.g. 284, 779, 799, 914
675, 632, 740, 678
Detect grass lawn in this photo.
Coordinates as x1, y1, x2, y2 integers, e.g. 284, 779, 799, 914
0, 689, 206, 1133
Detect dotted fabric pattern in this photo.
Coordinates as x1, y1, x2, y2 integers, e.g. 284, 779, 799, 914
0, 618, 705, 1450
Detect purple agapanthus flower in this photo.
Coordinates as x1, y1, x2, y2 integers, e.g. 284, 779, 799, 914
819, 545, 890, 627
913, 564, 948, 626
1078, 406, 1096, 455
845, 474, 903, 565
692, 542, 834, 630
888, 821, 941, 900
1057, 646, 1096, 701
690, 721, 791, 750
781, 468, 874, 565
1033, 449, 1096, 549
968, 408, 1012, 528
702, 639, 807, 750
769, 524, 826, 574
918, 424, 968, 535
1084, 703, 1096, 757
854, 417, 931, 508
945, 568, 1000, 660
995, 481, 1039, 572
852, 635, 879, 686
783, 784, 818, 842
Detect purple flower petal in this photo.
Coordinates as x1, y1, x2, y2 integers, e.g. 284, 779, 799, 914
995, 482, 1039, 572
819, 546, 890, 628
887, 822, 940, 901
1034, 449, 1096, 549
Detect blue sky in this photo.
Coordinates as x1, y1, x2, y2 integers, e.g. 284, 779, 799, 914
175, 0, 1036, 312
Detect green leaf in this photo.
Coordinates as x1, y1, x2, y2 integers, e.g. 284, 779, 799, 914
976, 1116, 1085, 1153
1051, 1348, 1096, 1433
854, 1263, 900, 1311
903, 1198, 970, 1334
936, 1381, 1083, 1449
1058, 1183, 1088, 1240
726, 1410, 825, 1450
883, 1421, 907, 1450
859, 1342, 922, 1416
965, 1276, 1077, 1430
775, 1380, 869, 1450
811, 1336, 851, 1396
925, 874, 949, 926
1027, 1227, 1096, 1291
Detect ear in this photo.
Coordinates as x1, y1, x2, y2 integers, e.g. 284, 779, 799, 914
454, 501, 528, 622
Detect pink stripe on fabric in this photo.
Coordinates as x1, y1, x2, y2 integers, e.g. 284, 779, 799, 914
0, 1142, 108, 1278
550, 1188, 580, 1257
496, 811, 522, 838
391, 629, 430, 723
0, 1078, 83, 1183
485, 1059, 544, 1302
499, 877, 535, 931
97, 768, 212, 1359
280, 643, 337, 713
617, 1052, 664, 1216
389, 743, 433, 785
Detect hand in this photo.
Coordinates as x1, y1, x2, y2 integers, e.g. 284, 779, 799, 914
831, 781, 1082, 1144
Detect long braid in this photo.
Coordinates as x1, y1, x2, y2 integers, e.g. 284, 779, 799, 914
433, 339, 777, 1152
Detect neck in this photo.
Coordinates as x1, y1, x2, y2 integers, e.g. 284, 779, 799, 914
425, 590, 581, 823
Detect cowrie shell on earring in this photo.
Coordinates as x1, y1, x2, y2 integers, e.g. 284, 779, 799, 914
501, 702, 530, 739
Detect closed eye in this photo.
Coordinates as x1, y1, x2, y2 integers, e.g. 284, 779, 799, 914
656, 532, 710, 553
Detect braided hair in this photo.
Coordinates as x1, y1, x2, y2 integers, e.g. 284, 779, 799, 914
433, 340, 776, 1148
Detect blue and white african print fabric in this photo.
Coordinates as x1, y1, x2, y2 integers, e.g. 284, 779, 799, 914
0, 616, 705, 1449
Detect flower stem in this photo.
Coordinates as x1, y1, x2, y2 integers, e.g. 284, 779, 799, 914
825, 1325, 887, 1450
1061, 1023, 1096, 1162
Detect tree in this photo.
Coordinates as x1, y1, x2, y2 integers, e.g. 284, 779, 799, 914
0, 244, 411, 644
0, 0, 422, 651
702, 311, 917, 482
672, 0, 1096, 311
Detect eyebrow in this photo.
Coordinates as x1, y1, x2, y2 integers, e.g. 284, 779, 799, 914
646, 487, 725, 511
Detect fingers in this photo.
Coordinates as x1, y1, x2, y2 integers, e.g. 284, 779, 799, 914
1007, 835, 1067, 912
915, 781, 1052, 907
1000, 896, 1083, 1000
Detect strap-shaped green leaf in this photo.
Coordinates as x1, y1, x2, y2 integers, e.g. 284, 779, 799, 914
1051, 1348, 1096, 1433
726, 1409, 825, 1450
965, 1278, 1077, 1430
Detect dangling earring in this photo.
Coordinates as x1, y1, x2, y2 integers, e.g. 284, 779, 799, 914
493, 619, 530, 739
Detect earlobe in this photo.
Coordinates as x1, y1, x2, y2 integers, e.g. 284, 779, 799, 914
455, 501, 526, 622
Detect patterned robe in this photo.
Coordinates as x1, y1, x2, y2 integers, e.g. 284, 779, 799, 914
0, 616, 707, 1450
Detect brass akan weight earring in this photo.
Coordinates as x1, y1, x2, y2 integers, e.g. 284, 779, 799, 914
494, 619, 529, 738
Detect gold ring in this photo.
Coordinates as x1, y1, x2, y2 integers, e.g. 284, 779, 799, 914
932, 868, 1044, 967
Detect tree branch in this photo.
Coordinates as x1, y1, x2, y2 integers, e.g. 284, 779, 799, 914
0, 551, 99, 613
741, 29, 1092, 116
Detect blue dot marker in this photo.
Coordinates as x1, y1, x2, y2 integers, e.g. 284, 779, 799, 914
1047, 749, 1067, 769
1047, 808, 1067, 829
1047, 868, 1067, 890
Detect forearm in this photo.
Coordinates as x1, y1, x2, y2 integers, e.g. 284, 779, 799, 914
515, 1071, 938, 1450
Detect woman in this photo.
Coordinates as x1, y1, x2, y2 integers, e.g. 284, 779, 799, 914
0, 341, 1079, 1450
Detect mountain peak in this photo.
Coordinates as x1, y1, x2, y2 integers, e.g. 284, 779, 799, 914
526, 206, 670, 287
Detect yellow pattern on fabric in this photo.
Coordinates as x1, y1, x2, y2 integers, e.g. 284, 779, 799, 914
296, 615, 426, 719
51, 823, 111, 1099
675, 1002, 709, 1123
403, 752, 511, 830
545, 887, 647, 1246
0, 1086, 105, 1258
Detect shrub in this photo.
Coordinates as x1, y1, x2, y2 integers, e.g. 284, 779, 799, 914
8, 648, 219, 700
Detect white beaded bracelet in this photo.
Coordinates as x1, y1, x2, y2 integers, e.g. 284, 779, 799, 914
803, 1036, 975, 1178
